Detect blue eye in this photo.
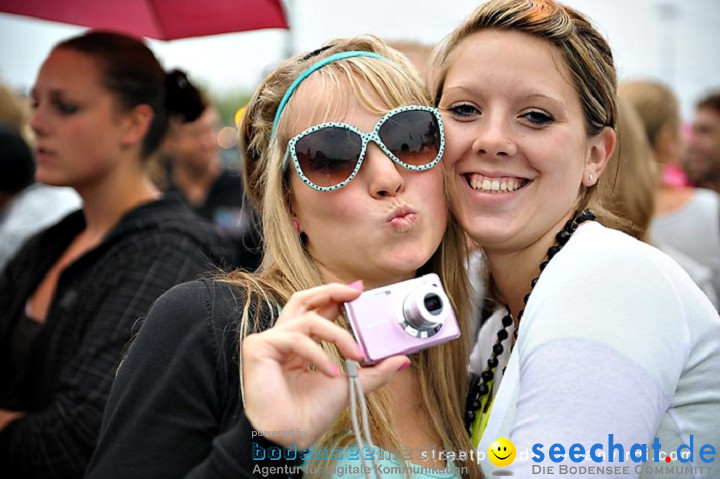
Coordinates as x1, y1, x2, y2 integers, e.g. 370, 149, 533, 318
446, 103, 480, 118
523, 110, 554, 125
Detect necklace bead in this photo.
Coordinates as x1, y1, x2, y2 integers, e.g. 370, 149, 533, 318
465, 209, 596, 435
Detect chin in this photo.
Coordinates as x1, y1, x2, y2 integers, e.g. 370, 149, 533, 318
384, 252, 434, 275
35, 173, 67, 188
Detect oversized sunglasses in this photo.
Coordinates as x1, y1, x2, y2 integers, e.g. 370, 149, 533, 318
282, 105, 445, 192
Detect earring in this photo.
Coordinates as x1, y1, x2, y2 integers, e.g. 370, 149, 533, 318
292, 219, 301, 233
588, 173, 594, 181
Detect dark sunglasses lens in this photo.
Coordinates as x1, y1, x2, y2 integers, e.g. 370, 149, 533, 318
294, 127, 362, 188
378, 110, 441, 166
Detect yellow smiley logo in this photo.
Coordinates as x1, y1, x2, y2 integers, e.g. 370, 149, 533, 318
488, 437, 516, 467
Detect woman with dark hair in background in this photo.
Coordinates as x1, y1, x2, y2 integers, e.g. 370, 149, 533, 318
0, 31, 234, 478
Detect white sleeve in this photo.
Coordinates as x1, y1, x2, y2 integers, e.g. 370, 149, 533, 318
502, 339, 669, 479
480, 228, 693, 479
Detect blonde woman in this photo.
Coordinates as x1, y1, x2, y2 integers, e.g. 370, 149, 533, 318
431, 0, 720, 476
87, 36, 479, 478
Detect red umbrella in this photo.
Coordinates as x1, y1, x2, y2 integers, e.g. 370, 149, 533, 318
0, 0, 288, 40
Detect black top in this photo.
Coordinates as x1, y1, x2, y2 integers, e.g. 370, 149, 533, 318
0, 197, 236, 478
85, 279, 302, 478
167, 169, 263, 271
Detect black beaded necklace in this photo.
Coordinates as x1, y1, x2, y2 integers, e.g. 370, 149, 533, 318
464, 209, 596, 441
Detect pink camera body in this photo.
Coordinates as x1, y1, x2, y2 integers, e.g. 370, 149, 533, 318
343, 274, 460, 364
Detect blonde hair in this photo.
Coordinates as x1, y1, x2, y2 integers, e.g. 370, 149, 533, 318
0, 84, 27, 132
228, 36, 478, 477
618, 80, 680, 151
430, 0, 634, 236
600, 98, 659, 242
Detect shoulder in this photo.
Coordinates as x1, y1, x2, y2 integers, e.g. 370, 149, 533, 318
692, 187, 720, 206
138, 278, 276, 348
111, 198, 236, 264
523, 221, 713, 362
545, 221, 694, 292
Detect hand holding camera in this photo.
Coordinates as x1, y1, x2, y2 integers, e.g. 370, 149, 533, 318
343, 273, 461, 364
241, 282, 408, 449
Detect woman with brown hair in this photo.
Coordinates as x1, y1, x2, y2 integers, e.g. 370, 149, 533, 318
431, 0, 720, 476
0, 31, 234, 478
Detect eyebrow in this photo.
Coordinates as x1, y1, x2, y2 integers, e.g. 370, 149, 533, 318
524, 93, 567, 107
442, 87, 566, 108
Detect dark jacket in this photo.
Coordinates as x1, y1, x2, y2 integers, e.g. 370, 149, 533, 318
85, 279, 302, 478
0, 197, 235, 478
166, 169, 264, 272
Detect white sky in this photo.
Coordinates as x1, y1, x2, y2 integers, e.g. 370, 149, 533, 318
1, 0, 719, 120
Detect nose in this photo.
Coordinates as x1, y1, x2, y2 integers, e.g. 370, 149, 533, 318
471, 113, 516, 159
29, 102, 48, 137
362, 142, 405, 198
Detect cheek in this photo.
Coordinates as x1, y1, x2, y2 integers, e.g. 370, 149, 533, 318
295, 187, 365, 236
533, 136, 586, 179
441, 124, 471, 169
416, 170, 448, 222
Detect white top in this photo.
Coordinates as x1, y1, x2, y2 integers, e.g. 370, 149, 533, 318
470, 222, 720, 479
0, 184, 81, 271
651, 188, 720, 307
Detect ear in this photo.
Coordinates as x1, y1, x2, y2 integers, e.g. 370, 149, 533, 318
583, 126, 616, 187
120, 104, 154, 148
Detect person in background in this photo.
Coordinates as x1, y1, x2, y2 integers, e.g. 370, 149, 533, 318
86, 35, 479, 478
0, 83, 30, 136
685, 90, 720, 193
620, 79, 720, 308
162, 92, 262, 271
0, 84, 81, 272
0, 31, 234, 478
600, 98, 717, 306
430, 0, 720, 476
0, 127, 81, 271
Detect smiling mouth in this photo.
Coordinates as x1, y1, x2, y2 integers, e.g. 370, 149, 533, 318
464, 173, 530, 193
493, 453, 511, 460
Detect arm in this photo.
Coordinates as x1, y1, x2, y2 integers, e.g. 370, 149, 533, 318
87, 281, 407, 478
0, 410, 24, 430
482, 248, 690, 478
0, 241, 218, 478
87, 280, 286, 479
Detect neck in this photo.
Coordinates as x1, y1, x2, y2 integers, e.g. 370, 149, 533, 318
316, 263, 415, 291
75, 158, 159, 239
173, 159, 220, 189
484, 210, 575, 322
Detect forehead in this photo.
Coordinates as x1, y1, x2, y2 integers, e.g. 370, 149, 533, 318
283, 73, 393, 136
444, 29, 576, 103
696, 107, 720, 125
35, 48, 104, 91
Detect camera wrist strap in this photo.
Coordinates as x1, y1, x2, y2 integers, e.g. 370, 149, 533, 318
345, 360, 383, 479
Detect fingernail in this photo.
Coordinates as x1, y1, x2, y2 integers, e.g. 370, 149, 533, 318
397, 360, 412, 372
328, 363, 341, 376
348, 280, 364, 291
356, 344, 366, 359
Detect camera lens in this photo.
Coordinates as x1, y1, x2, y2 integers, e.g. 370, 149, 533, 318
402, 290, 445, 334
423, 293, 443, 316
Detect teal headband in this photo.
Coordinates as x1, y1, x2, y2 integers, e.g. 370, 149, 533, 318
270, 51, 390, 141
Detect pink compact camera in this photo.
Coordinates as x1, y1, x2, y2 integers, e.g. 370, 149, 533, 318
343, 273, 460, 364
